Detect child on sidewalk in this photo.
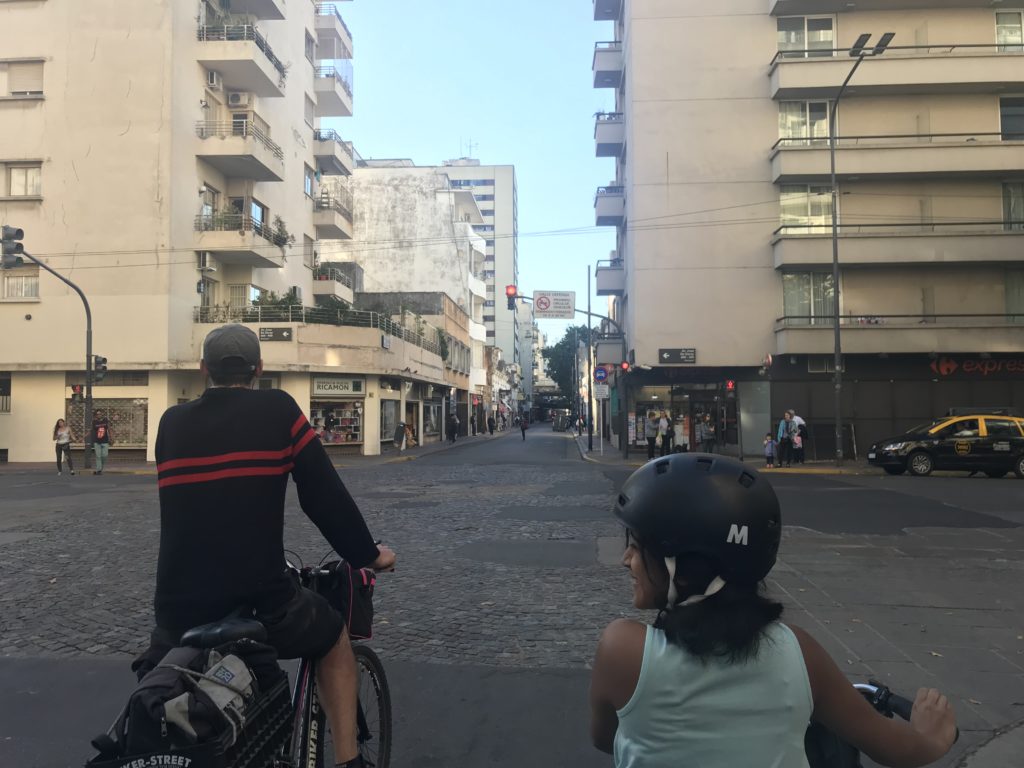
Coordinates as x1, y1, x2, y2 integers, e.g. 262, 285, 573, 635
763, 433, 777, 468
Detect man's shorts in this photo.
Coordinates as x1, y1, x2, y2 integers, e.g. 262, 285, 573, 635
254, 579, 346, 661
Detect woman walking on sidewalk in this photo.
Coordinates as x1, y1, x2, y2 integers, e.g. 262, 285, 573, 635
53, 418, 75, 475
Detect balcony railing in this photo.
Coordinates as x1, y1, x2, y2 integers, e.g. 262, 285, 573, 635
194, 213, 275, 242
595, 111, 624, 124
197, 25, 287, 81
315, 3, 353, 43
314, 189, 353, 219
773, 221, 1024, 237
769, 43, 1021, 67
195, 120, 284, 160
314, 265, 353, 288
776, 314, 1024, 328
315, 65, 353, 99
313, 129, 354, 154
595, 40, 623, 53
192, 305, 444, 355
772, 131, 1024, 150
596, 185, 625, 197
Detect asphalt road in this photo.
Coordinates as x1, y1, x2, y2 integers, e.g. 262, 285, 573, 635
1, 426, 1021, 767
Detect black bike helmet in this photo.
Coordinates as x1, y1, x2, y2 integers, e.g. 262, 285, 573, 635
614, 453, 781, 584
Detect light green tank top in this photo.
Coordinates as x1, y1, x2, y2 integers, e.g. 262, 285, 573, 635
614, 622, 812, 768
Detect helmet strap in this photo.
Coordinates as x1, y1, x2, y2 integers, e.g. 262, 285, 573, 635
680, 575, 727, 607
664, 557, 678, 608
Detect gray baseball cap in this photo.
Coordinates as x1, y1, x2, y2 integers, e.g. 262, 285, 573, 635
203, 324, 260, 375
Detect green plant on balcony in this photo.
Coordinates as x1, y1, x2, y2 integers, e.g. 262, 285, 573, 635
438, 331, 450, 362
272, 216, 296, 249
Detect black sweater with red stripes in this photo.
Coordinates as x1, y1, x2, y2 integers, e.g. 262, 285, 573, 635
153, 387, 380, 632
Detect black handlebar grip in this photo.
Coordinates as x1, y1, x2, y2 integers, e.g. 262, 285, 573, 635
889, 693, 915, 721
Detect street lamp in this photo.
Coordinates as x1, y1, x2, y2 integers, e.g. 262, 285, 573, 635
829, 32, 894, 466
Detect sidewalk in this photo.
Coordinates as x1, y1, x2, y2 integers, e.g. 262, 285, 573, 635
958, 720, 1024, 768
0, 430, 513, 476
571, 432, 872, 475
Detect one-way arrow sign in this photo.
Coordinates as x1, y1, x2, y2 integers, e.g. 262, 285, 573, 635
659, 348, 696, 364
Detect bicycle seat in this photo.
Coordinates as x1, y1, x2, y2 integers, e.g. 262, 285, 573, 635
180, 616, 268, 648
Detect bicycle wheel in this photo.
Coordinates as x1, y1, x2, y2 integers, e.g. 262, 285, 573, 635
354, 644, 392, 768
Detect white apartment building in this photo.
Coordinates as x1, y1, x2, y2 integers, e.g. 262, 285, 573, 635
592, 0, 1024, 458
0, 1, 449, 462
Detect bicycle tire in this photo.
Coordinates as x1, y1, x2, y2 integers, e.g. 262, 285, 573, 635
354, 644, 393, 768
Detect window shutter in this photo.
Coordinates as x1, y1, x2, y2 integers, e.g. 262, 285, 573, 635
7, 61, 44, 95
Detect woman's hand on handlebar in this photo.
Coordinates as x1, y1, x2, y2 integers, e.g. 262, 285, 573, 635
370, 544, 396, 572
910, 688, 957, 760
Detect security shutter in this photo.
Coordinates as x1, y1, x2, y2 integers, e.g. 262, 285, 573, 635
7, 61, 44, 95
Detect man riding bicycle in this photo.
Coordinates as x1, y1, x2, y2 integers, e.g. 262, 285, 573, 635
138, 324, 395, 768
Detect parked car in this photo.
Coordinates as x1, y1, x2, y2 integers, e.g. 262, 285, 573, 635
867, 410, 1024, 478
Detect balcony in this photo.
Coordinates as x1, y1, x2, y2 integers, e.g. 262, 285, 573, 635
195, 120, 284, 181
594, 0, 623, 21
593, 41, 623, 89
312, 266, 354, 305
771, 0, 999, 13
313, 190, 354, 240
771, 134, 1024, 183
595, 258, 625, 296
595, 112, 625, 157
315, 3, 353, 60
468, 272, 487, 299
313, 129, 354, 176
769, 46, 1024, 100
193, 214, 285, 268
772, 223, 1024, 269
314, 66, 353, 117
197, 25, 287, 98
595, 186, 625, 226
227, 0, 285, 20
774, 315, 1024, 355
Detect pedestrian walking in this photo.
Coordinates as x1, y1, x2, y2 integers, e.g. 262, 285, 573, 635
699, 413, 717, 454
776, 411, 797, 468
487, 415, 496, 436
90, 410, 112, 474
470, 414, 477, 436
53, 418, 75, 475
448, 413, 460, 443
645, 411, 660, 460
791, 410, 808, 464
763, 432, 777, 469
521, 416, 529, 441
658, 411, 672, 457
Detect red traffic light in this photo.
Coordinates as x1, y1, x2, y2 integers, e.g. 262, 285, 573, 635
620, 361, 631, 372
505, 284, 517, 298
725, 379, 736, 391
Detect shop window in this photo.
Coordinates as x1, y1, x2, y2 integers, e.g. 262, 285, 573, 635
380, 400, 399, 442
424, 403, 441, 436
0, 372, 10, 413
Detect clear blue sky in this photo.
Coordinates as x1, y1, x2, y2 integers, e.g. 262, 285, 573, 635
325, 0, 616, 344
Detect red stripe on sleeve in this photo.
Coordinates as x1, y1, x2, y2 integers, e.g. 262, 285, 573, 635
157, 447, 292, 473
293, 428, 317, 456
290, 414, 309, 438
158, 463, 295, 489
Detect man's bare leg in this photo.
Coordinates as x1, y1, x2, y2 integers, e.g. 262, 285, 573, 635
316, 628, 359, 765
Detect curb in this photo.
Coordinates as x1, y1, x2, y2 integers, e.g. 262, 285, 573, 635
956, 719, 1024, 768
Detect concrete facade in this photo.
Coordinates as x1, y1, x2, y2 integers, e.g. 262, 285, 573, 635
0, 0, 448, 462
595, 1, 1024, 457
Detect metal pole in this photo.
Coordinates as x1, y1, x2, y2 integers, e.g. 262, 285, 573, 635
829, 53, 865, 468
599, 398, 604, 456
21, 251, 93, 467
587, 269, 593, 452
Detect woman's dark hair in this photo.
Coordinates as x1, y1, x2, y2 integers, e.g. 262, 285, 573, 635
53, 419, 65, 439
636, 539, 783, 663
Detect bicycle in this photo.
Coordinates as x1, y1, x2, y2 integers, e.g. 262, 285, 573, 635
806, 680, 959, 768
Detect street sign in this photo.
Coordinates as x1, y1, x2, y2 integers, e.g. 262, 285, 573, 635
533, 290, 576, 319
594, 383, 610, 399
259, 327, 293, 342
594, 366, 608, 382
659, 348, 696, 364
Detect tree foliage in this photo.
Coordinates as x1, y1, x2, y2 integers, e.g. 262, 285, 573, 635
542, 324, 593, 402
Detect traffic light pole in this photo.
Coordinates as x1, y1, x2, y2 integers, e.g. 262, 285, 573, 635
587, 269, 593, 453
20, 251, 94, 467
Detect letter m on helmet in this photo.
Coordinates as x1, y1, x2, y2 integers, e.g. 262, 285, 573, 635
726, 524, 749, 546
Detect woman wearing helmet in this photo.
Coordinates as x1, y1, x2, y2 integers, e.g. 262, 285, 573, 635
589, 453, 956, 768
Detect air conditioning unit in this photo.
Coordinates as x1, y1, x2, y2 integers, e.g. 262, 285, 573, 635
206, 71, 223, 91
197, 252, 217, 273
227, 91, 252, 108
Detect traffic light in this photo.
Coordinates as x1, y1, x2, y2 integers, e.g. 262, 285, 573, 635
620, 361, 631, 373
505, 284, 517, 310
93, 355, 108, 383
725, 379, 736, 399
71, 384, 83, 404
2, 225, 25, 269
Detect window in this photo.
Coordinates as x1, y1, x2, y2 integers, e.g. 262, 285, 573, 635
251, 199, 267, 235
777, 16, 834, 58
935, 419, 979, 439
783, 272, 835, 325
1004, 183, 1024, 230
303, 235, 315, 269
3, 271, 39, 300
480, 209, 494, 217
1007, 269, 1024, 322
3, 60, 44, 96
780, 185, 832, 233
1000, 98, 1024, 141
485, 239, 495, 247
304, 94, 316, 128
484, 300, 495, 308
305, 32, 316, 63
483, 315, 495, 323
228, 284, 263, 308
304, 165, 316, 197
0, 372, 10, 414
474, 225, 494, 233
996, 12, 1023, 52
779, 101, 830, 143
475, 194, 494, 202
200, 184, 220, 217
985, 418, 1023, 438
199, 276, 218, 308
7, 164, 41, 197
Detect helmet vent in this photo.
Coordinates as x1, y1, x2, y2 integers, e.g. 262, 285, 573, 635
618, 493, 629, 506
655, 460, 670, 475
738, 472, 755, 488
696, 457, 713, 472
